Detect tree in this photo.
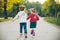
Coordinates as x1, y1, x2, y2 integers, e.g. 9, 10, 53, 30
42, 0, 57, 17
0, 0, 26, 18
0, 0, 2, 10
25, 1, 42, 16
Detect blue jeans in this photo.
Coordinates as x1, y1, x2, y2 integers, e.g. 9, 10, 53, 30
20, 23, 27, 34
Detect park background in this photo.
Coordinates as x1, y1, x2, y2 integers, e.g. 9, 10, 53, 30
0, 0, 60, 40
0, 0, 60, 26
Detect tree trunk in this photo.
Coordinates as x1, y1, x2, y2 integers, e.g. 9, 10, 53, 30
4, 0, 8, 19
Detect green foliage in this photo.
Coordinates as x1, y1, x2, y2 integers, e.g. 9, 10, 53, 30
57, 4, 60, 12
0, 0, 60, 18
45, 17, 60, 26
42, 0, 57, 17
0, 10, 4, 17
0, 0, 4, 18
6, 0, 25, 11
57, 12, 60, 18
0, 0, 26, 17
26, 1, 42, 16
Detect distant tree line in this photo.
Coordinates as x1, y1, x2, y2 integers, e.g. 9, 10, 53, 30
0, 0, 60, 19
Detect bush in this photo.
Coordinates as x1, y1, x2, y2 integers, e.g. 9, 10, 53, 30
57, 12, 60, 18
0, 17, 13, 22
45, 17, 60, 26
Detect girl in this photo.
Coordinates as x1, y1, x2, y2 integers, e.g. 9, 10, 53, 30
27, 8, 39, 37
13, 5, 27, 38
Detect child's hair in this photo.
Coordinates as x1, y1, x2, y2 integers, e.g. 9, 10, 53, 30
31, 8, 36, 13
19, 7, 24, 11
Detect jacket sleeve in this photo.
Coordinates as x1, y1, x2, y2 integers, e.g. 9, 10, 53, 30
27, 14, 31, 20
36, 15, 39, 20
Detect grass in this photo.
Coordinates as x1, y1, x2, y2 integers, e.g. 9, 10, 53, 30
45, 17, 60, 26
0, 17, 13, 22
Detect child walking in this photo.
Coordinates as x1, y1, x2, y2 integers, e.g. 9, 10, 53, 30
13, 5, 27, 38
27, 8, 39, 37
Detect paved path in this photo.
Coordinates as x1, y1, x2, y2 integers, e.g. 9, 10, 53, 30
0, 17, 60, 40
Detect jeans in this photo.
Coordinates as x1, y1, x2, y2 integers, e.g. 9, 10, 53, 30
20, 23, 27, 34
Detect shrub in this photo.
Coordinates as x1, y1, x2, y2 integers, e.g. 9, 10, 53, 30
57, 12, 60, 18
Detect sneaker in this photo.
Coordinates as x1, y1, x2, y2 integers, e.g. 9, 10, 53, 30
25, 36, 27, 38
31, 30, 34, 35
20, 33, 22, 37
32, 31, 35, 36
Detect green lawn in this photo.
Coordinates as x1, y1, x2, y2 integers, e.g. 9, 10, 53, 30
45, 17, 60, 26
0, 17, 13, 22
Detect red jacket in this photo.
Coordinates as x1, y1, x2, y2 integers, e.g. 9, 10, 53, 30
27, 13, 39, 22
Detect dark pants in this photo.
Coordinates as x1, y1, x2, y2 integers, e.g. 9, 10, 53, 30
20, 23, 27, 34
